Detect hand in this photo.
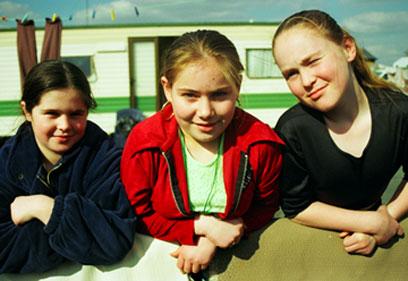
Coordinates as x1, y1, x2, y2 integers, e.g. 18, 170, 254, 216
339, 231, 376, 256
10, 195, 54, 225
194, 215, 244, 248
170, 237, 217, 274
372, 205, 404, 245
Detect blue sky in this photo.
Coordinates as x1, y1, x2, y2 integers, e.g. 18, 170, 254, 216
0, 0, 407, 65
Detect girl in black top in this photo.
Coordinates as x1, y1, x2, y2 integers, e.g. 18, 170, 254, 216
273, 9, 407, 255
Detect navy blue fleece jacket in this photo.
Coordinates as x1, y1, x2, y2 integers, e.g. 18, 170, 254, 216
0, 121, 136, 273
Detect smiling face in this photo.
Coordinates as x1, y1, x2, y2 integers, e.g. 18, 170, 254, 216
273, 26, 356, 113
22, 88, 88, 165
162, 57, 238, 151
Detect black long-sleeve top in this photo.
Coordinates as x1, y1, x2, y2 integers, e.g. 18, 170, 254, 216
275, 87, 408, 218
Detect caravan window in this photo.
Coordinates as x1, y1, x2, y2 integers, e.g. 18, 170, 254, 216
62, 56, 96, 80
246, 49, 282, 79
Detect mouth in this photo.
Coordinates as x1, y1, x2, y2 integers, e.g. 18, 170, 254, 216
54, 135, 73, 142
195, 122, 217, 133
308, 85, 327, 100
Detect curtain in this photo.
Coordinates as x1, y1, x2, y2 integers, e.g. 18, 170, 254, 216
16, 19, 37, 85
40, 17, 62, 62
16, 17, 62, 88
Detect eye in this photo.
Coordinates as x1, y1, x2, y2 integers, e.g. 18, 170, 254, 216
70, 110, 86, 117
44, 110, 59, 117
284, 70, 298, 80
309, 58, 320, 66
211, 91, 228, 100
181, 92, 198, 99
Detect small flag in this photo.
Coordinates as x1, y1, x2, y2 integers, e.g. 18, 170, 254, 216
68, 15, 73, 21
134, 6, 139, 16
21, 13, 29, 23
52, 13, 57, 22
1, 16, 7, 22
92, 9, 96, 19
110, 9, 116, 21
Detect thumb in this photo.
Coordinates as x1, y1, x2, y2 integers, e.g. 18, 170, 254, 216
397, 225, 404, 236
339, 231, 350, 238
170, 248, 180, 258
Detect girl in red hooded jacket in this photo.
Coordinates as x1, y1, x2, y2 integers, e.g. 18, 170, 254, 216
121, 29, 283, 277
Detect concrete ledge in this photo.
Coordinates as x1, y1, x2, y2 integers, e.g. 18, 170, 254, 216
3, 219, 407, 281
211, 218, 408, 281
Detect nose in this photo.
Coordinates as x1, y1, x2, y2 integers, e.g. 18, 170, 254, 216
197, 97, 213, 120
300, 69, 316, 88
57, 115, 71, 131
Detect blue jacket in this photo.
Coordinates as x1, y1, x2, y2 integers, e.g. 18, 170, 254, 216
0, 121, 136, 273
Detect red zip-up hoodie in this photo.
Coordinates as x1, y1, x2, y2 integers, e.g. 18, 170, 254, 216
121, 104, 284, 245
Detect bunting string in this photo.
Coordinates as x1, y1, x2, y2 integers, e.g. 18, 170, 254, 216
0, 5, 141, 24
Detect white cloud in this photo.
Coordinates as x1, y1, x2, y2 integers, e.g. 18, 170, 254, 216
0, 1, 41, 27
343, 11, 408, 33
0, 1, 30, 16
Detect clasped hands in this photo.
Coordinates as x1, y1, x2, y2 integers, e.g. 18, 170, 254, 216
339, 205, 404, 256
171, 215, 244, 274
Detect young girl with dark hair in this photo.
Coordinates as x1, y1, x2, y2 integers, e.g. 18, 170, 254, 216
0, 60, 136, 273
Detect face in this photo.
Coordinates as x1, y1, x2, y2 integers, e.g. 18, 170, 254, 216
162, 57, 238, 150
273, 27, 356, 113
22, 88, 88, 165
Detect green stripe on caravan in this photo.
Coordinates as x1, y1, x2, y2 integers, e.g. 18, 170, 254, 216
0, 93, 296, 116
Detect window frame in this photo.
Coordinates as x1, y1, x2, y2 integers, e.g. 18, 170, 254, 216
61, 55, 97, 82
245, 48, 282, 79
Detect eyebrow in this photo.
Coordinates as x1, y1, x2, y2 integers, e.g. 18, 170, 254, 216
41, 108, 87, 114
299, 51, 320, 65
177, 85, 232, 94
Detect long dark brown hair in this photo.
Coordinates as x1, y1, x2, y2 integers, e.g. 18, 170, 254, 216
22, 60, 96, 113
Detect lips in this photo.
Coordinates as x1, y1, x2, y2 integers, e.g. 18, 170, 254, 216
196, 122, 216, 133
308, 85, 327, 101
54, 135, 72, 142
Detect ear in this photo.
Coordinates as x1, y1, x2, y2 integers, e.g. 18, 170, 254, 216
20, 101, 32, 122
342, 36, 357, 63
161, 76, 173, 103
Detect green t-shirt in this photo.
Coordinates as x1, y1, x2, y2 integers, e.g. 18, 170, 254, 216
180, 131, 226, 214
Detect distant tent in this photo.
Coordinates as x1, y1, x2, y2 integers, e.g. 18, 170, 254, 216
393, 57, 408, 69
391, 57, 408, 93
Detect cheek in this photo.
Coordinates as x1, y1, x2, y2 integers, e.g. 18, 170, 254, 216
287, 80, 304, 98
219, 102, 236, 119
31, 125, 54, 144
32, 119, 55, 135
172, 102, 195, 121
74, 119, 88, 134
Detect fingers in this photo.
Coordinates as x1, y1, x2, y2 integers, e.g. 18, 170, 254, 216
177, 258, 207, 274
343, 233, 376, 256
191, 263, 201, 274
183, 260, 192, 274
345, 242, 375, 256
176, 255, 191, 274
339, 231, 349, 238
354, 244, 376, 256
